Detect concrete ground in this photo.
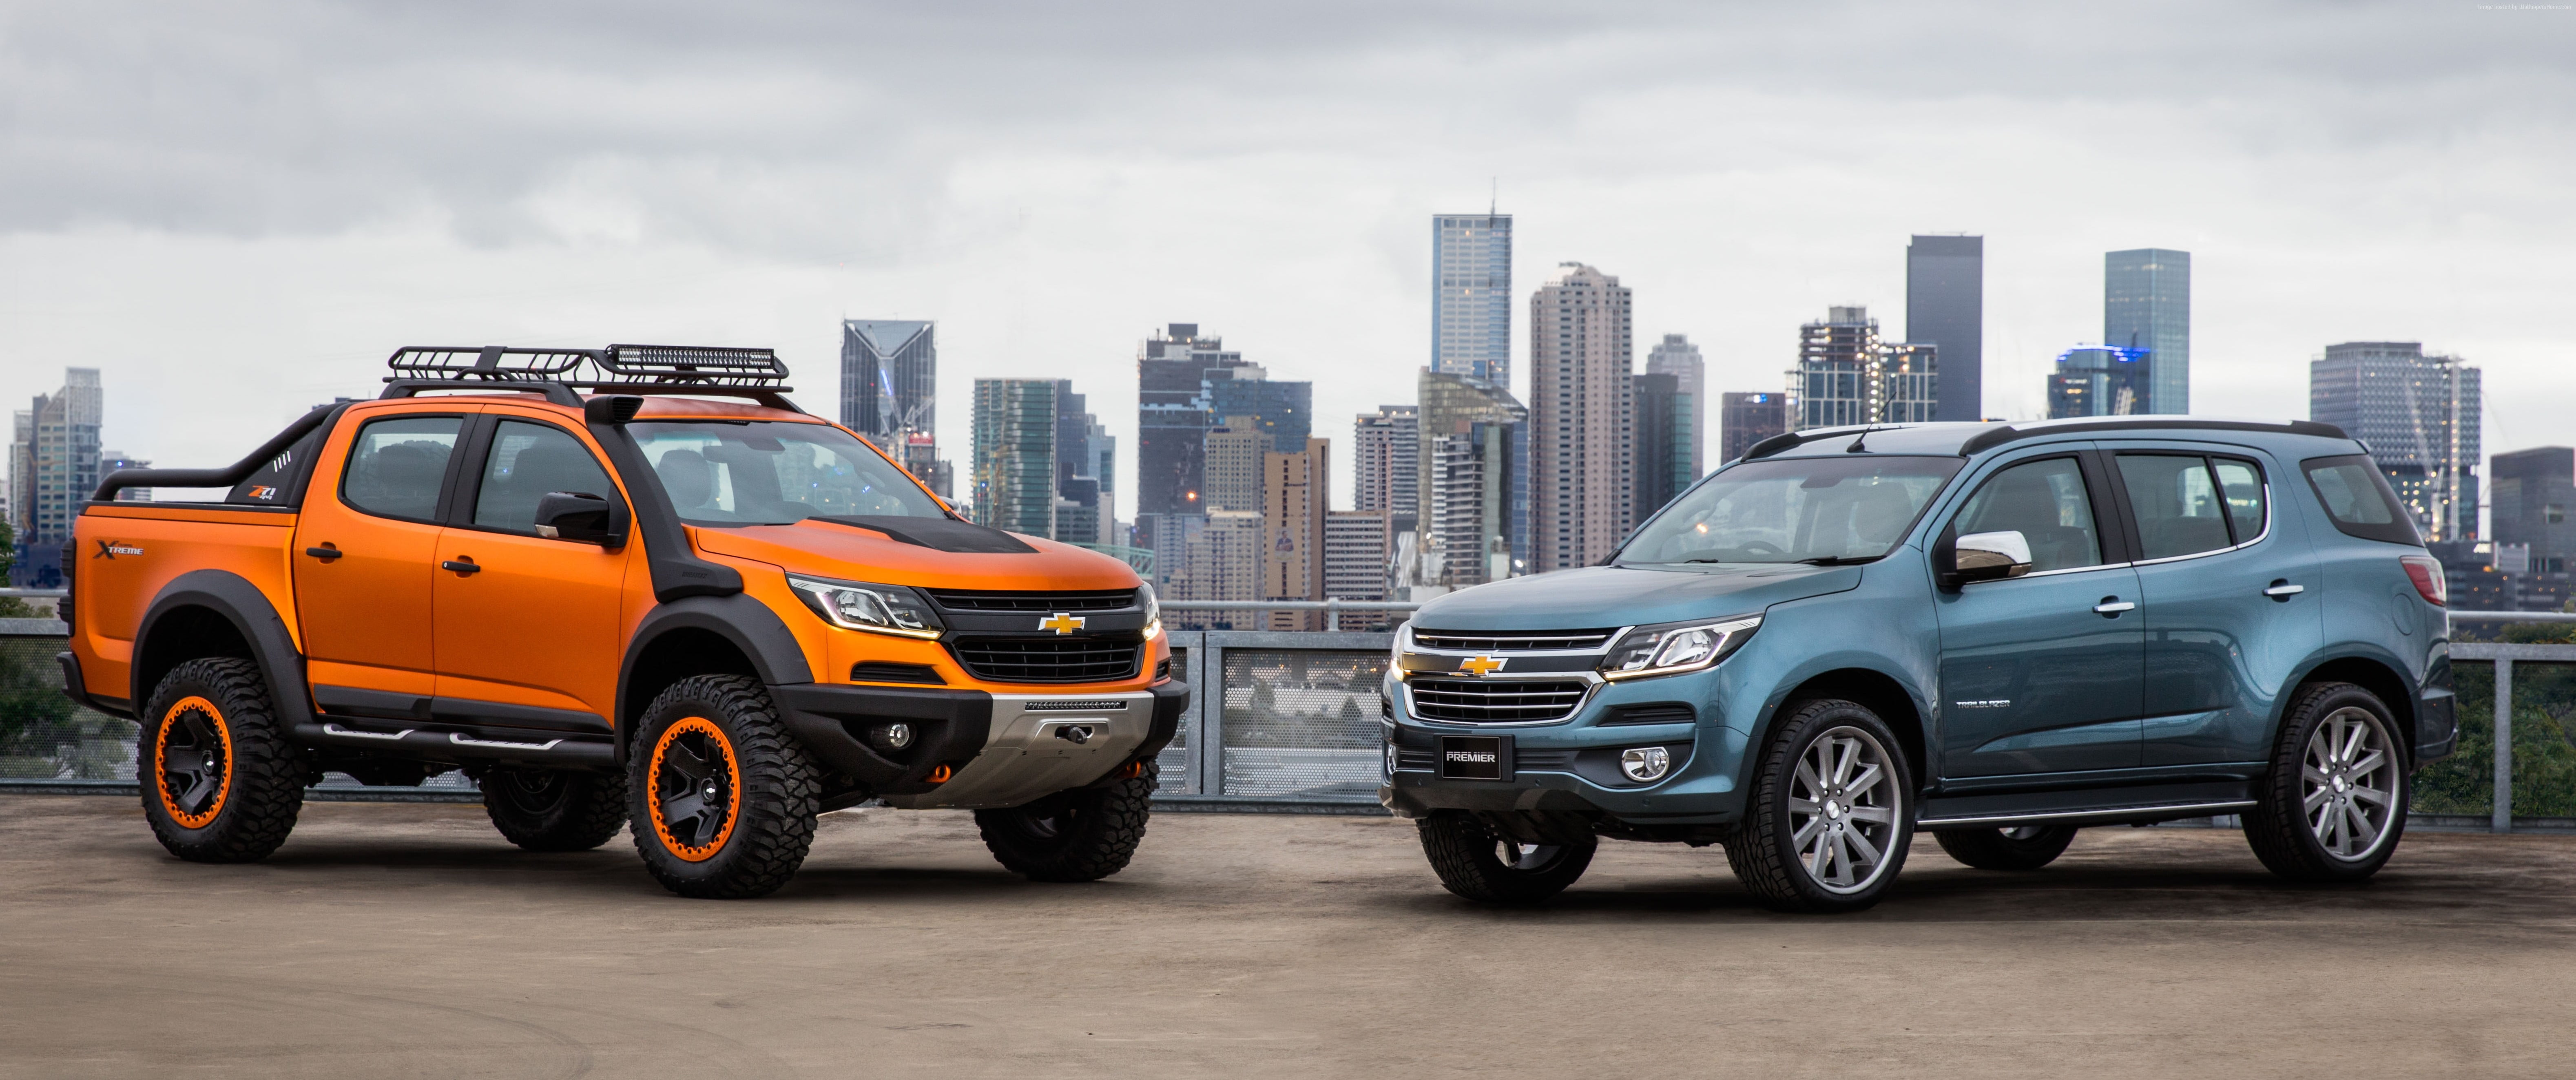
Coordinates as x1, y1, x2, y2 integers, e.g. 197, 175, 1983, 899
2, 797, 2572, 1079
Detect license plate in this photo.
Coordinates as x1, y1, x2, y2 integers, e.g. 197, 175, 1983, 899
1438, 735, 1509, 781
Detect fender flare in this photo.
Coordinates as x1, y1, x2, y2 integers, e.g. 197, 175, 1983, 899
614, 593, 816, 754
133, 569, 314, 730
1744, 652, 1938, 781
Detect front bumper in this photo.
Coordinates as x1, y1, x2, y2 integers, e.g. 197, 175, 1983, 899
775, 679, 1187, 810
1378, 663, 1752, 825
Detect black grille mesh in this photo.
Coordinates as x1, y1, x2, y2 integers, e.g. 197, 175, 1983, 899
1407, 678, 1588, 723
927, 589, 1138, 612
950, 636, 1142, 683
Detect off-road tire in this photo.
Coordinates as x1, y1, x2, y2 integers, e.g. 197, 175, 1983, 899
1416, 811, 1597, 906
1724, 698, 1915, 913
483, 766, 628, 852
1934, 824, 2079, 871
2244, 681, 2409, 883
627, 675, 820, 899
138, 657, 305, 862
975, 760, 1156, 883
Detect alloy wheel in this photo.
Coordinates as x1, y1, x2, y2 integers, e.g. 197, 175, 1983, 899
648, 718, 741, 861
154, 696, 232, 829
1495, 841, 1565, 872
2304, 707, 2398, 861
1786, 725, 1901, 894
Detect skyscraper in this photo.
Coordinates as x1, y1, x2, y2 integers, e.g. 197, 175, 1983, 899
970, 378, 1057, 538
1720, 392, 1787, 464
1645, 334, 1705, 477
10, 367, 101, 587
1417, 369, 1528, 585
1788, 307, 1936, 431
841, 320, 936, 444
1631, 372, 1690, 519
1207, 367, 1311, 451
2490, 448, 2574, 574
1135, 323, 1254, 518
1906, 235, 1983, 422
1433, 212, 1513, 384
1261, 437, 1330, 630
1051, 381, 1113, 544
2310, 341, 2481, 541
1202, 415, 1268, 513
2046, 345, 2151, 419
1529, 262, 1635, 572
1323, 510, 1394, 604
2105, 249, 2191, 414
1353, 404, 1419, 534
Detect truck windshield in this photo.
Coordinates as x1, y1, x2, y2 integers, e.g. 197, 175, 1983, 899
1619, 455, 1963, 565
628, 420, 946, 526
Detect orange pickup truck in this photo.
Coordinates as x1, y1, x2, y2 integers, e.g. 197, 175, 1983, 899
62, 345, 1183, 898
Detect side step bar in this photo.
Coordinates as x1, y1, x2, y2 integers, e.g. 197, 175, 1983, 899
1918, 800, 2258, 830
292, 720, 613, 768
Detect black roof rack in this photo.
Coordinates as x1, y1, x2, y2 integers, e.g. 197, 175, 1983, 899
380, 343, 800, 411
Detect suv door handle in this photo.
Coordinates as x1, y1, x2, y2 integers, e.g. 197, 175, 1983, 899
2093, 597, 2136, 615
2263, 581, 2305, 599
304, 545, 343, 562
441, 558, 480, 575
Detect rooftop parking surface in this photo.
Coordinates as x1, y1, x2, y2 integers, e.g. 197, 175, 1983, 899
2, 795, 2571, 1078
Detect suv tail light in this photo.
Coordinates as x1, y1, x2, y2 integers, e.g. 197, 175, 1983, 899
2400, 555, 2447, 607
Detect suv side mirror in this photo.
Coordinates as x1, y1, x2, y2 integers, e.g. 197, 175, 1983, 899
534, 490, 629, 546
1950, 530, 2033, 585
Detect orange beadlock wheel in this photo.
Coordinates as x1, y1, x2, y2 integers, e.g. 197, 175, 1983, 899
152, 695, 234, 830
646, 716, 742, 862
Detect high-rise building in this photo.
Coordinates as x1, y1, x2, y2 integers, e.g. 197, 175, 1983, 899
1353, 404, 1419, 534
1261, 438, 1330, 631
1207, 367, 1311, 453
1168, 510, 1264, 629
970, 378, 1057, 539
1632, 373, 1690, 519
2491, 448, 2575, 574
1789, 307, 1936, 430
841, 320, 937, 444
1907, 235, 1984, 422
1051, 381, 1113, 544
2310, 341, 2481, 542
2105, 249, 2191, 414
2046, 345, 2152, 419
98, 451, 151, 502
1324, 510, 1394, 603
1720, 392, 1787, 464
1433, 212, 1513, 384
1645, 334, 1705, 477
1202, 415, 1268, 513
1417, 369, 1528, 585
1136, 324, 1255, 518
10, 368, 102, 587
1530, 262, 1635, 572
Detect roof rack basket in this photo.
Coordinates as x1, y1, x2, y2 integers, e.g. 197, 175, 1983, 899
381, 344, 799, 411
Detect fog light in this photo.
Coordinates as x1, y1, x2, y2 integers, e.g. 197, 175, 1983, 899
874, 722, 914, 750
1385, 742, 1400, 776
1620, 746, 1671, 782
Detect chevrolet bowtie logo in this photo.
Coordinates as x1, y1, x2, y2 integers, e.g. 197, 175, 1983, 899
1039, 612, 1086, 635
1459, 655, 1506, 676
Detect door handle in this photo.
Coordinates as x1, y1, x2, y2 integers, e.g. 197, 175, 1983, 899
441, 558, 480, 575
304, 545, 343, 562
2263, 581, 2305, 599
2093, 597, 2136, 615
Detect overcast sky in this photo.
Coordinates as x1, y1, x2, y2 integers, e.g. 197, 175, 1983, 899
4, 0, 2571, 514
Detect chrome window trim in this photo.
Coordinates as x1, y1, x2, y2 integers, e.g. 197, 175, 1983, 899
2124, 470, 2274, 568
1967, 560, 2134, 584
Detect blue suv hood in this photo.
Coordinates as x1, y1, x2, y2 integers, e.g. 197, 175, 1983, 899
1411, 563, 1866, 632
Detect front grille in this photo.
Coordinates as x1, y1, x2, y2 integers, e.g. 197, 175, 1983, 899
1408, 678, 1589, 724
927, 588, 1137, 612
950, 636, 1142, 683
1023, 699, 1131, 712
1410, 628, 1617, 652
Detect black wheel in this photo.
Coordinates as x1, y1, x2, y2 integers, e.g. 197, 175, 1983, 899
1415, 811, 1597, 906
483, 766, 628, 852
138, 657, 304, 863
626, 675, 820, 899
2244, 681, 2408, 883
975, 760, 1156, 882
1724, 698, 1915, 913
1934, 824, 2079, 871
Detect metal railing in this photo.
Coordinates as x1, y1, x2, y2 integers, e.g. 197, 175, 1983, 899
1159, 599, 1420, 632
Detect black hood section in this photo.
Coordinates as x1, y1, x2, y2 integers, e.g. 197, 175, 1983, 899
813, 516, 1038, 554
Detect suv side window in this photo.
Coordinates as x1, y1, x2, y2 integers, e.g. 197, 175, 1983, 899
473, 420, 619, 534
2302, 454, 2422, 545
1951, 456, 2102, 572
2118, 454, 2250, 560
341, 415, 463, 521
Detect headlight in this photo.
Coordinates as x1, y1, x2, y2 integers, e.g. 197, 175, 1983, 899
1140, 583, 1162, 640
786, 574, 946, 639
1600, 615, 1762, 681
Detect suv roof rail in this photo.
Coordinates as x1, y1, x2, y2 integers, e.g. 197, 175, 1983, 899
380, 343, 801, 412
1957, 417, 2349, 456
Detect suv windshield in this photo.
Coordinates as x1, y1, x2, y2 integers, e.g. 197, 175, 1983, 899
1619, 455, 1963, 565
629, 420, 945, 526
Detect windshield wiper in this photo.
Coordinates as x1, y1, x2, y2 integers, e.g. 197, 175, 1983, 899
1795, 555, 1880, 565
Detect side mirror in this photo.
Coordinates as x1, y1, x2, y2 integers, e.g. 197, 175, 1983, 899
1950, 530, 2033, 585
534, 490, 629, 546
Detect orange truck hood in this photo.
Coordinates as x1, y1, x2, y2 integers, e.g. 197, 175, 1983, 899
688, 519, 1140, 591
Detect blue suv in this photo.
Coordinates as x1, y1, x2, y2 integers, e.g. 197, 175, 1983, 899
1383, 418, 2456, 912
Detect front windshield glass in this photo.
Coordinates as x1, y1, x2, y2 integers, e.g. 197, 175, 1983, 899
628, 420, 946, 526
1620, 455, 1963, 565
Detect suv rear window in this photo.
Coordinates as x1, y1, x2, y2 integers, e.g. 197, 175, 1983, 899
2302, 455, 2420, 546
